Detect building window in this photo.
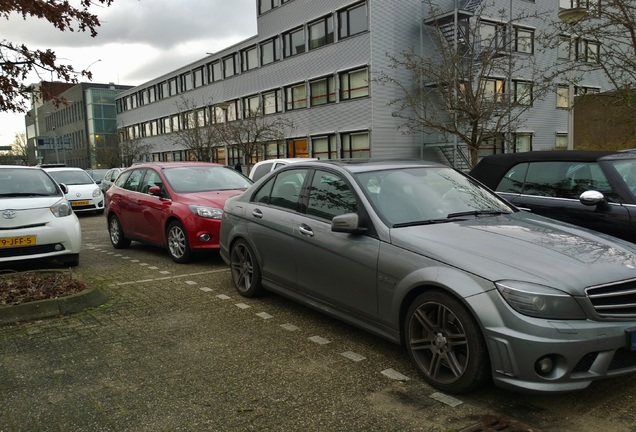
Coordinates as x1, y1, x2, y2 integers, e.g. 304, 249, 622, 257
161, 117, 171, 134
576, 39, 600, 63
310, 76, 336, 106
479, 21, 505, 51
208, 61, 222, 82
168, 77, 179, 96
341, 131, 369, 158
159, 81, 168, 99
339, 67, 368, 100
226, 100, 239, 121
193, 67, 204, 88
514, 27, 534, 54
556, 85, 569, 108
223, 54, 237, 78
338, 2, 368, 39
242, 46, 258, 72
243, 95, 260, 117
556, 133, 568, 149
180, 72, 193, 92
263, 89, 283, 115
258, 0, 279, 15
283, 27, 305, 58
576, 86, 600, 95
514, 81, 533, 105
171, 114, 180, 132
260, 38, 279, 65
558, 36, 570, 59
479, 135, 505, 158
481, 78, 505, 102
148, 86, 156, 103
285, 83, 307, 110
309, 15, 334, 50
312, 135, 336, 159
514, 133, 533, 152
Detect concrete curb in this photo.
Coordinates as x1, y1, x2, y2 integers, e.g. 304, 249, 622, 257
0, 287, 109, 326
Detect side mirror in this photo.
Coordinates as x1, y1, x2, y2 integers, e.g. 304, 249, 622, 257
59, 183, 68, 194
332, 213, 367, 234
579, 190, 605, 206
148, 185, 162, 196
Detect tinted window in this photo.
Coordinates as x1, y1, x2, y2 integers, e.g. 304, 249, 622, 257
496, 163, 528, 193
139, 169, 163, 194
306, 170, 357, 220
114, 170, 131, 188
251, 163, 273, 181
122, 169, 144, 192
253, 176, 275, 204
269, 169, 307, 210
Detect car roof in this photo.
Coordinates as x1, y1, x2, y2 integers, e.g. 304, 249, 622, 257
468, 151, 636, 188
272, 158, 448, 174
122, 162, 226, 170
42, 166, 86, 172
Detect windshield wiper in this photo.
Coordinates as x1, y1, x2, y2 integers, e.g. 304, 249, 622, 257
0, 192, 50, 197
446, 210, 511, 219
392, 219, 457, 228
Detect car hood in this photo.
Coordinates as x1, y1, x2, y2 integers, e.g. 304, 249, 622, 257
390, 212, 636, 294
182, 189, 248, 208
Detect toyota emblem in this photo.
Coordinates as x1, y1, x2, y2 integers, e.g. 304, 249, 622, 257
2, 210, 16, 219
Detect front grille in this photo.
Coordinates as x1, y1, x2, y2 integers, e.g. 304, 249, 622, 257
608, 348, 636, 370
572, 352, 598, 372
0, 244, 63, 258
586, 279, 636, 318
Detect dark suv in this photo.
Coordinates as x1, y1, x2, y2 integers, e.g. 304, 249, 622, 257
469, 150, 636, 243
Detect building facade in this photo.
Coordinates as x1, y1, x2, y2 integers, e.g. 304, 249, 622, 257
114, 0, 613, 169
25, 82, 133, 168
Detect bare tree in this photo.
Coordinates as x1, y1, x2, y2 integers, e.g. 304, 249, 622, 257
211, 106, 294, 172
0, 0, 114, 113
12, 132, 28, 165
119, 135, 153, 167
376, 0, 557, 167
171, 97, 218, 162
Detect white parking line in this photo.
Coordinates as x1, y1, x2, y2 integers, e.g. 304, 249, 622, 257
341, 351, 366, 362
309, 336, 331, 345
381, 369, 410, 381
430, 392, 463, 407
235, 303, 250, 309
256, 312, 273, 319
280, 324, 299, 332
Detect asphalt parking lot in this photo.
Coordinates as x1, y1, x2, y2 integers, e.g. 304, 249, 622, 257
2, 214, 636, 431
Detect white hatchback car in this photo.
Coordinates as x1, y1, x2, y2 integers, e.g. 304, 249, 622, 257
0, 165, 81, 267
44, 167, 105, 214
249, 158, 318, 182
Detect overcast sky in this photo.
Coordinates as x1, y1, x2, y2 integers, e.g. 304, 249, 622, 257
0, 0, 258, 147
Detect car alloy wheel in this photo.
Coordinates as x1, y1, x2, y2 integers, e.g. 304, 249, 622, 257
167, 221, 192, 263
109, 215, 131, 249
405, 291, 489, 394
230, 239, 263, 297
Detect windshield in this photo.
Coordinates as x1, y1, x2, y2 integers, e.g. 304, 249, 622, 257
608, 159, 636, 195
355, 166, 514, 227
163, 166, 253, 193
0, 168, 61, 197
47, 170, 94, 185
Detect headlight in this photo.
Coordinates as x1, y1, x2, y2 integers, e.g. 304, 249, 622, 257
50, 199, 73, 217
188, 205, 223, 219
495, 280, 586, 320
92, 187, 101, 197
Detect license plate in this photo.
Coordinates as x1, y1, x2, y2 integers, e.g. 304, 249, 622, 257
0, 235, 36, 248
71, 200, 89, 206
626, 328, 636, 351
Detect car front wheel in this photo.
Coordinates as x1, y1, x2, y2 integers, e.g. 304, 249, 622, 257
230, 239, 263, 297
167, 221, 192, 263
109, 215, 131, 249
405, 291, 489, 394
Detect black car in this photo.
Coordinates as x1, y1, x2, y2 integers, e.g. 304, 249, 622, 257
469, 150, 636, 243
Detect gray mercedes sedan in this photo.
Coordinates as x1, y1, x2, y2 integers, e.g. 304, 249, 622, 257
219, 159, 636, 394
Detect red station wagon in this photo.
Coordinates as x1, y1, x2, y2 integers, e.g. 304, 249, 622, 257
105, 162, 252, 263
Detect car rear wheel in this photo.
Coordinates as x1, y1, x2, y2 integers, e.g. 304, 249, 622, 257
167, 221, 192, 263
230, 239, 263, 297
405, 291, 489, 394
108, 215, 131, 249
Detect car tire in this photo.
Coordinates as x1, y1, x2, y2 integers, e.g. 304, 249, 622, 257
62, 254, 80, 267
230, 239, 264, 297
405, 290, 490, 394
167, 221, 192, 263
108, 215, 131, 249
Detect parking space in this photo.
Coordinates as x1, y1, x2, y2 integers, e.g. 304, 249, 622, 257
1, 214, 636, 431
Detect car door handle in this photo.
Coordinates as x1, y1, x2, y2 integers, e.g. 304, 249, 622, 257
252, 208, 263, 219
299, 224, 314, 237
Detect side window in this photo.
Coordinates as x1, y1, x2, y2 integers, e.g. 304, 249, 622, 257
306, 170, 357, 220
496, 163, 528, 193
139, 169, 163, 194
566, 162, 614, 199
251, 163, 273, 181
523, 162, 571, 198
114, 170, 131, 188
253, 176, 275, 204
269, 169, 307, 210
122, 169, 144, 192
